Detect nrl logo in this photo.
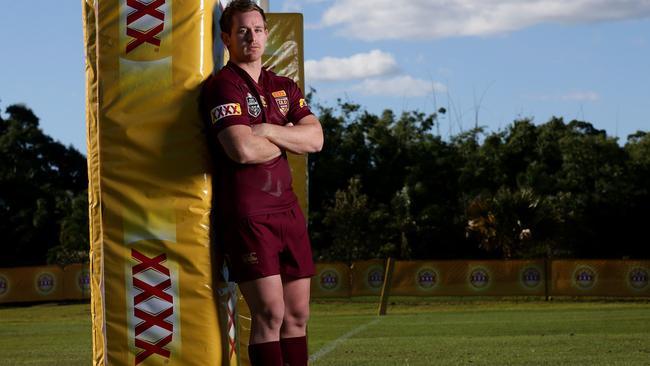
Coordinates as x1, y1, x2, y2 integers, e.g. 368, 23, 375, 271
246, 93, 261, 118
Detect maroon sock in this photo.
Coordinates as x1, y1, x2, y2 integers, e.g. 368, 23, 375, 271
280, 336, 308, 366
248, 341, 283, 366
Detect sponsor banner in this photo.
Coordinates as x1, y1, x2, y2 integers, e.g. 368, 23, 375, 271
311, 263, 351, 298
63, 263, 91, 300
351, 259, 386, 296
388, 260, 546, 296
86, 1, 223, 365
0, 266, 64, 303
551, 260, 650, 297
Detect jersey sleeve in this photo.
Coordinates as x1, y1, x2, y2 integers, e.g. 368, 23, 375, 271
286, 80, 313, 123
202, 76, 251, 135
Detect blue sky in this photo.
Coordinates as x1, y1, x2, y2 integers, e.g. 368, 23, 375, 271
1, 1, 649, 154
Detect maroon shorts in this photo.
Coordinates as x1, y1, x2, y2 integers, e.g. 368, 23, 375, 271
222, 205, 315, 283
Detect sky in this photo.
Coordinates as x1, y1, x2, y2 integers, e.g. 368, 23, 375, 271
1, 0, 649, 155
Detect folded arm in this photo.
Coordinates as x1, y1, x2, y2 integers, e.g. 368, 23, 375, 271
217, 124, 282, 164
251, 114, 324, 155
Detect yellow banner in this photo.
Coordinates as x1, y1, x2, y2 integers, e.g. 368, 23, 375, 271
85, 1, 222, 365
351, 259, 386, 296
551, 260, 650, 297
311, 263, 352, 298
388, 260, 546, 296
63, 263, 91, 300
0, 266, 65, 303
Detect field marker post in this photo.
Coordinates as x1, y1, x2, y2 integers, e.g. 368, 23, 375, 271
378, 257, 395, 316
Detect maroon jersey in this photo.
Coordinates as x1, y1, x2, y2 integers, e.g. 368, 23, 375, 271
202, 61, 312, 219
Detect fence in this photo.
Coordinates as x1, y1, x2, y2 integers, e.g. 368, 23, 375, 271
0, 264, 90, 304
310, 259, 650, 299
1, 259, 649, 304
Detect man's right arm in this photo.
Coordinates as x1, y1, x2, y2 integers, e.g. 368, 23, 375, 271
218, 125, 282, 164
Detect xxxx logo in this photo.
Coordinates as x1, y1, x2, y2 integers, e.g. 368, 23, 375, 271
125, 0, 167, 54
130, 249, 177, 365
211, 103, 242, 124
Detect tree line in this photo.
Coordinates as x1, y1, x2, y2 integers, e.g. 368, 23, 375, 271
307, 99, 650, 262
1, 101, 648, 267
0, 104, 88, 267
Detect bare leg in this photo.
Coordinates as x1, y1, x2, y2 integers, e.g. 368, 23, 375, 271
238, 275, 285, 344
281, 277, 311, 337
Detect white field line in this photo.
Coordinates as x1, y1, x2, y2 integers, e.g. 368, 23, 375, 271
309, 317, 382, 363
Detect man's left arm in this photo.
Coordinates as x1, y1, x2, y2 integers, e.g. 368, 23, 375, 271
251, 114, 323, 154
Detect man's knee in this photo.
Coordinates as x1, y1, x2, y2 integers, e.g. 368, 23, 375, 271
284, 303, 309, 329
253, 301, 285, 330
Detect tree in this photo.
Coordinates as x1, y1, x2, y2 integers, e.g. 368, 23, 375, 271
0, 103, 88, 266
466, 188, 560, 258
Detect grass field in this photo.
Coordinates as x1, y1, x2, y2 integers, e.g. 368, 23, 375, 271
1, 298, 649, 365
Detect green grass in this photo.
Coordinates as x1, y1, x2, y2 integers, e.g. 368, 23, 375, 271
308, 297, 650, 365
1, 299, 649, 365
0, 303, 91, 366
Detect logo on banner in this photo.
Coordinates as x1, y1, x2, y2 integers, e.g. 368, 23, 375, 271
125, 0, 168, 54
36, 272, 56, 295
0, 275, 8, 296
572, 265, 597, 290
469, 267, 490, 290
366, 265, 385, 289
129, 248, 178, 365
211, 103, 242, 123
319, 269, 340, 291
247, 93, 261, 118
77, 269, 91, 292
521, 266, 542, 289
627, 267, 649, 291
416, 267, 439, 290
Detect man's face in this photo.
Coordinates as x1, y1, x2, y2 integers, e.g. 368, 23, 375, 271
222, 10, 268, 63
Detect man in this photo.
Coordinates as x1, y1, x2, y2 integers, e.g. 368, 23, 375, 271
202, 1, 323, 365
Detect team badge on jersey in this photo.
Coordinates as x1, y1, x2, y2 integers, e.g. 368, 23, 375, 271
211, 103, 241, 124
273, 90, 290, 116
246, 93, 261, 117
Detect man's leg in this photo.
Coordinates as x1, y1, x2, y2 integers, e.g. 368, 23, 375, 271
239, 275, 285, 366
280, 277, 311, 366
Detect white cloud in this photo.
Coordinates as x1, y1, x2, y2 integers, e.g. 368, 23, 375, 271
321, 0, 650, 40
352, 76, 447, 97
305, 50, 398, 81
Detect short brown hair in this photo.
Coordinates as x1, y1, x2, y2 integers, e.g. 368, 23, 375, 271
219, 0, 267, 34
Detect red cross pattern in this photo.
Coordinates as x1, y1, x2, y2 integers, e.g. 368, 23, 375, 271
125, 0, 166, 54
127, 0, 165, 23
131, 249, 175, 365
135, 334, 172, 365
212, 103, 242, 123
132, 249, 170, 276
